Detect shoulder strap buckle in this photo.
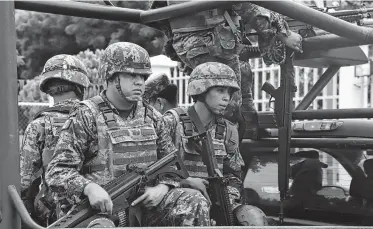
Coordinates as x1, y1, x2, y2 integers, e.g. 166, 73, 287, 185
215, 118, 226, 140
91, 96, 117, 128
174, 107, 194, 137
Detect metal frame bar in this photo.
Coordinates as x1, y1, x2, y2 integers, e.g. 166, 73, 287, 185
295, 65, 340, 110
13, 0, 373, 44
292, 108, 373, 120
4, 0, 373, 228
0, 1, 19, 229
254, 0, 373, 44
13, 1, 373, 54
242, 138, 373, 149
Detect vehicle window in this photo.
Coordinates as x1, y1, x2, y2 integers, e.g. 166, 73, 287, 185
244, 149, 352, 203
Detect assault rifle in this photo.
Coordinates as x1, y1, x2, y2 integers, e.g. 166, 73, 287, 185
187, 106, 235, 226
47, 152, 188, 228
286, 5, 373, 38
261, 49, 295, 224
197, 131, 235, 226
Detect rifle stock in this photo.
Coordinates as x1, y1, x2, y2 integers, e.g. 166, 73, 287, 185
48, 152, 188, 228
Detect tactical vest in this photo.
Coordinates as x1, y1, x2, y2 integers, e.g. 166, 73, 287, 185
80, 96, 159, 186
33, 105, 73, 181
31, 105, 73, 222
167, 107, 232, 178
167, 0, 239, 33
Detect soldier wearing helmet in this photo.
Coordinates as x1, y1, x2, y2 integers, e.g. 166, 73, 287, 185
20, 54, 91, 226
148, 1, 304, 142
46, 42, 210, 227
162, 62, 269, 226
143, 73, 178, 114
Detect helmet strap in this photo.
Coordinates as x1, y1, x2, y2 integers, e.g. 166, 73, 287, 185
115, 75, 126, 99
114, 75, 137, 104
201, 95, 223, 117
74, 85, 84, 100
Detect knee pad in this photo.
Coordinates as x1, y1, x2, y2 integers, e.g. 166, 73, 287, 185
234, 205, 268, 226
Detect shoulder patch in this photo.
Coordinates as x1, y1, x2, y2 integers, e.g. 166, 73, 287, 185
61, 119, 72, 131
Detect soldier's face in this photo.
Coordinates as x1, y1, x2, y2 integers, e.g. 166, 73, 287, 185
117, 73, 146, 102
204, 86, 231, 114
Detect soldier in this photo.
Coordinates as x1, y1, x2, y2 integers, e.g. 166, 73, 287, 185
20, 54, 91, 226
45, 42, 210, 227
143, 72, 178, 114
162, 62, 268, 226
161, 1, 303, 139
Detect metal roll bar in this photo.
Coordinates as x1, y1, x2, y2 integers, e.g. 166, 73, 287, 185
13, 0, 373, 46
254, 0, 373, 44
242, 138, 373, 149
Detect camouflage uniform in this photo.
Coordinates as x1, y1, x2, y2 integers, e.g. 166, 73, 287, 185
20, 55, 90, 226
166, 1, 290, 121
162, 62, 268, 226
46, 42, 210, 227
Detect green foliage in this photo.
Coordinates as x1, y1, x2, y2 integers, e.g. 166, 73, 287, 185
15, 0, 166, 79
18, 75, 50, 123
18, 75, 49, 103
76, 49, 104, 84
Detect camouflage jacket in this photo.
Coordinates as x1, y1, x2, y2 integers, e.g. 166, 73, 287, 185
20, 99, 79, 194
162, 106, 245, 208
45, 91, 179, 207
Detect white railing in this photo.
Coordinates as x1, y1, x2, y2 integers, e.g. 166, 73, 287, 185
166, 59, 340, 111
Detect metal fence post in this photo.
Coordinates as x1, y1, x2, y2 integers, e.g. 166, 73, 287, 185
0, 1, 20, 229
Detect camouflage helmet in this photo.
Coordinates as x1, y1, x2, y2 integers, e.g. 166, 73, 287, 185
143, 73, 174, 103
187, 62, 239, 96
39, 54, 90, 93
98, 42, 152, 81
234, 205, 269, 226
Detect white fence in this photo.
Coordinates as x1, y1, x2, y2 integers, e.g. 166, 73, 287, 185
166, 58, 340, 111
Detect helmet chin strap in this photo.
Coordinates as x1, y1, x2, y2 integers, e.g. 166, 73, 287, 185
201, 96, 224, 117
114, 75, 138, 103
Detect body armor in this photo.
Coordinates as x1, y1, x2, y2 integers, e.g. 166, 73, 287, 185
80, 95, 159, 185
33, 105, 72, 178
166, 107, 233, 178
31, 101, 76, 225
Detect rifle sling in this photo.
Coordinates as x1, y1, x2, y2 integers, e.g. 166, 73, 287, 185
187, 106, 206, 135
187, 106, 219, 170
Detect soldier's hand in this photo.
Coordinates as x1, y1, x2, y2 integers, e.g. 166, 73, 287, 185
180, 177, 211, 205
84, 183, 113, 214
131, 184, 169, 208
278, 31, 303, 53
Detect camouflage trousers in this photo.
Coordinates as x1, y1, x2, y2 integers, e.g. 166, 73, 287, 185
142, 188, 210, 226
88, 188, 210, 227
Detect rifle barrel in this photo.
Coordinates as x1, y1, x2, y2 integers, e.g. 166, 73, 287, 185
328, 8, 373, 17
252, 0, 373, 44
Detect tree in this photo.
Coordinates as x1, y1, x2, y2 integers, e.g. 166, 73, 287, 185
76, 49, 104, 84
16, 1, 166, 79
